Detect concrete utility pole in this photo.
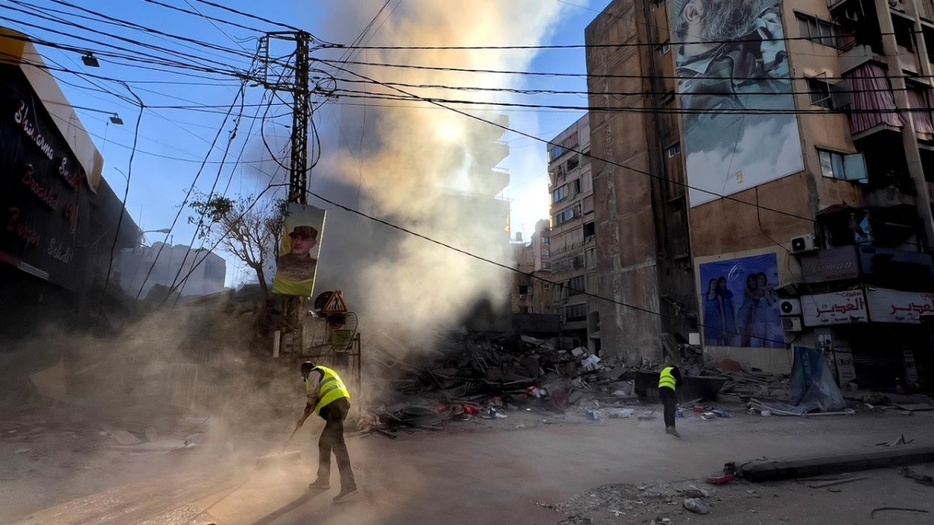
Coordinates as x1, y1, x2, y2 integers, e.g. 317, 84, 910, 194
258, 30, 314, 349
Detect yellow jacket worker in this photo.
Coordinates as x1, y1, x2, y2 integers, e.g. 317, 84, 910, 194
296, 361, 358, 502
658, 366, 683, 438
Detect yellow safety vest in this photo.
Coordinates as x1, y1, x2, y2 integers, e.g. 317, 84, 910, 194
658, 367, 677, 391
307, 365, 350, 414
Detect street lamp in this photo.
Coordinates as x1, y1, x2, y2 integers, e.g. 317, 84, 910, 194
81, 52, 100, 68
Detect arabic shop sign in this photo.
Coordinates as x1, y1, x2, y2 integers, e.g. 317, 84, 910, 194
801, 290, 868, 327
866, 287, 934, 324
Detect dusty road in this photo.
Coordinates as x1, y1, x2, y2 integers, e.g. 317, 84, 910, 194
5, 408, 934, 525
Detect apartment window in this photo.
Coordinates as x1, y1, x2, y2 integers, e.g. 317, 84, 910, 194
566, 155, 580, 172
797, 13, 843, 49
568, 276, 586, 296
818, 149, 868, 182
583, 221, 595, 238
553, 205, 578, 225
565, 304, 587, 322
548, 144, 566, 162
582, 195, 594, 214
585, 247, 596, 269
586, 274, 599, 294
666, 143, 681, 158
519, 306, 530, 314
581, 171, 593, 193
656, 42, 670, 56
553, 185, 569, 204
808, 78, 832, 109
542, 236, 550, 245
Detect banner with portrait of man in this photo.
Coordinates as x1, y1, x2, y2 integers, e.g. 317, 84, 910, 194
272, 203, 326, 297
669, 0, 804, 207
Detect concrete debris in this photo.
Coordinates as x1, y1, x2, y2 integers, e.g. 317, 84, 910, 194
898, 467, 934, 487
101, 425, 142, 446
682, 497, 710, 514
371, 332, 636, 424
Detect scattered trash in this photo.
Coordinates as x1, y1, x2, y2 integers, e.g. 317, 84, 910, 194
705, 473, 736, 486
760, 410, 772, 417
609, 408, 634, 419
711, 408, 731, 418
898, 467, 934, 487
586, 409, 605, 420
14, 448, 30, 454
876, 435, 913, 447
682, 498, 710, 515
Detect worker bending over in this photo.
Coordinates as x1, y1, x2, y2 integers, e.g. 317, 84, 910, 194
296, 361, 358, 502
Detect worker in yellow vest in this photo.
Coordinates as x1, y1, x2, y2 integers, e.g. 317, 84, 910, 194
296, 361, 358, 502
658, 365, 683, 438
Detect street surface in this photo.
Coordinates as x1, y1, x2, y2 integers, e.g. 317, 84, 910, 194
4, 408, 934, 525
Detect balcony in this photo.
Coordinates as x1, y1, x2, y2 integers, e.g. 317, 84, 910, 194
473, 167, 509, 195
800, 245, 934, 284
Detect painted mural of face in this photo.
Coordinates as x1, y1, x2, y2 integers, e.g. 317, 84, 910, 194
683, 0, 764, 41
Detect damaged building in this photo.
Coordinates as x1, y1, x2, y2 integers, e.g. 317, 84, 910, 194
583, 0, 934, 390
0, 28, 139, 337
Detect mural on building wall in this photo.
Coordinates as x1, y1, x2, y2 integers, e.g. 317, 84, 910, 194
669, 0, 804, 207
272, 203, 326, 296
699, 253, 783, 348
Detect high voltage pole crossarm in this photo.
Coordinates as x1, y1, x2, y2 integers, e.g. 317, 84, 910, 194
258, 30, 312, 204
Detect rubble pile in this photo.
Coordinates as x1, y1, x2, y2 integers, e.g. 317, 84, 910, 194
365, 334, 638, 432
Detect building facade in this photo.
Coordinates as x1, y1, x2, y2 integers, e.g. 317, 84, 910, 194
545, 116, 602, 353
586, 0, 934, 389
511, 219, 552, 315
118, 242, 227, 300
0, 28, 139, 337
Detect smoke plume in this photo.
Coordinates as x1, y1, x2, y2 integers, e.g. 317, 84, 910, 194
308, 0, 565, 343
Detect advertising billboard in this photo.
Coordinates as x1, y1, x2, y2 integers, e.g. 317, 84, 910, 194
272, 203, 326, 297
669, 0, 804, 207
699, 253, 783, 348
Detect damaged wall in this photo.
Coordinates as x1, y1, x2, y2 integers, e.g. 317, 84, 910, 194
585, 1, 663, 364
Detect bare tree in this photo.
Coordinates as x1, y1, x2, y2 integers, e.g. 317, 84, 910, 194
189, 192, 285, 299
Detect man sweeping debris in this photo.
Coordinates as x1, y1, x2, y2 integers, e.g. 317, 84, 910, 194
659, 365, 683, 438
296, 361, 358, 502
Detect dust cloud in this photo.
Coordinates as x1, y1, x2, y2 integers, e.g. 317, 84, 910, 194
306, 0, 567, 345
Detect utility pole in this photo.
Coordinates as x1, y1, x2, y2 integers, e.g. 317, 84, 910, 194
258, 31, 313, 351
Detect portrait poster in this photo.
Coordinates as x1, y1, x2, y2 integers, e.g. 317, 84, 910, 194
669, 0, 805, 207
272, 203, 325, 297
698, 253, 783, 348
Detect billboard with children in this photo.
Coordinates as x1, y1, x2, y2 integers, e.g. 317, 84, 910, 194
698, 253, 784, 348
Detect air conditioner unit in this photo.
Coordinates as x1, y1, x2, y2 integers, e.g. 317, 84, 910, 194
780, 298, 802, 316
791, 234, 817, 254
782, 316, 803, 332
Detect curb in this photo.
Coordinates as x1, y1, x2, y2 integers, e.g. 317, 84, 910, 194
741, 445, 934, 482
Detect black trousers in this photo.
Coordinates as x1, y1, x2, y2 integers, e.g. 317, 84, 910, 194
659, 387, 677, 428
317, 397, 356, 490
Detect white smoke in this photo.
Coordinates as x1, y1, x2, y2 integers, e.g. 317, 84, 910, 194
312, 1, 567, 342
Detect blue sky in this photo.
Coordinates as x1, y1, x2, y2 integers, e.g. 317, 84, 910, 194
2, 0, 612, 286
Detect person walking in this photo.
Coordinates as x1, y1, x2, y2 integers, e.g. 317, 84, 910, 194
658, 365, 683, 438
296, 361, 358, 502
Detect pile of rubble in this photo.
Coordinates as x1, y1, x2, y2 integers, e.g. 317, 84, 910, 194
363, 334, 639, 435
